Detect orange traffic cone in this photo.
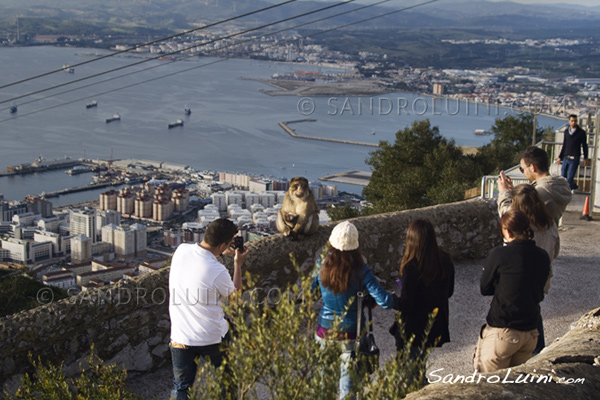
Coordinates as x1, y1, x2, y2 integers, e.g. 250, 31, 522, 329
580, 196, 592, 221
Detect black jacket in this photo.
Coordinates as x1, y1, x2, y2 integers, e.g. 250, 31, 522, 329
481, 240, 550, 331
391, 251, 455, 349
559, 126, 588, 160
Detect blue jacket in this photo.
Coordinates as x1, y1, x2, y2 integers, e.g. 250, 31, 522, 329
312, 261, 394, 333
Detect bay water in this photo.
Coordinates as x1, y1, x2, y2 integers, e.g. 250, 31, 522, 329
0, 47, 564, 204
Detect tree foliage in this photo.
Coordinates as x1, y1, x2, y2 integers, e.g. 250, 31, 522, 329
363, 119, 481, 213
0, 271, 68, 318
327, 202, 360, 222
3, 345, 138, 400
476, 113, 550, 174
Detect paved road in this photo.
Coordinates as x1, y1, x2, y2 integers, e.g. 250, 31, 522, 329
128, 195, 599, 397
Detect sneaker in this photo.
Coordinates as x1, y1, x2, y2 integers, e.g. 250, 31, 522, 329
571, 189, 576, 194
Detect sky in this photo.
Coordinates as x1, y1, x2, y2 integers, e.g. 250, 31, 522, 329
489, 0, 600, 5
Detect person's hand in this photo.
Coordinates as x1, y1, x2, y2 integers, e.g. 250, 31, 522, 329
498, 170, 513, 191
556, 158, 562, 165
583, 159, 590, 167
234, 246, 249, 266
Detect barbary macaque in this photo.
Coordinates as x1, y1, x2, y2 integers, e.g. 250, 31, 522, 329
276, 177, 320, 240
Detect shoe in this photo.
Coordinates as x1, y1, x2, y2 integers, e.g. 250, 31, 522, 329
571, 189, 576, 194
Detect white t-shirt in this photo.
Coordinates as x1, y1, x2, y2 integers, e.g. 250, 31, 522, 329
169, 243, 235, 346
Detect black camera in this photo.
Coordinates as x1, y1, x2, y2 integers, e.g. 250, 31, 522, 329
234, 236, 244, 250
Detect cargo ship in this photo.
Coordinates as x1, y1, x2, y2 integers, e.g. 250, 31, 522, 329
168, 119, 184, 129
106, 113, 121, 123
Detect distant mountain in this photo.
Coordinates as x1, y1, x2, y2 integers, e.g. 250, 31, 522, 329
1, 0, 599, 35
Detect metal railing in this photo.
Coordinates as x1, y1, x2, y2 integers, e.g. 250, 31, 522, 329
481, 133, 596, 200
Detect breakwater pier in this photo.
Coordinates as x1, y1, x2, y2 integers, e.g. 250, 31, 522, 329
279, 119, 379, 147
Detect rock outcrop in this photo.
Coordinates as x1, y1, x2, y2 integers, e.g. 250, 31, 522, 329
406, 307, 600, 400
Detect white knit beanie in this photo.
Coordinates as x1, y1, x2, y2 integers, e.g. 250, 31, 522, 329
329, 221, 359, 251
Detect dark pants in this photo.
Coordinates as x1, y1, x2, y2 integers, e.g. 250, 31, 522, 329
170, 341, 225, 400
561, 157, 580, 190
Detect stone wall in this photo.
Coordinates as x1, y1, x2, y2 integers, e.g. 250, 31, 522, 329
0, 199, 501, 388
405, 307, 600, 400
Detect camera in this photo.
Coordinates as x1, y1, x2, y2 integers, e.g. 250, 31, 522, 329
234, 236, 244, 250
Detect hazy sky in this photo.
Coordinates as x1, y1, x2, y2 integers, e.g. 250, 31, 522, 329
490, 0, 600, 5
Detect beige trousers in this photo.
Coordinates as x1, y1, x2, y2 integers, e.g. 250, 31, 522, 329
473, 324, 538, 373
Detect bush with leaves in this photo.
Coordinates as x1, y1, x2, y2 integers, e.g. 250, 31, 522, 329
363, 119, 482, 213
3, 345, 139, 400
191, 251, 434, 400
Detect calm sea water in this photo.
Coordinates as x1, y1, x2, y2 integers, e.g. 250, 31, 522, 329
0, 46, 564, 203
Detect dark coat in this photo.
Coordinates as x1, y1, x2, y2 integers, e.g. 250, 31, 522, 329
391, 251, 455, 350
481, 239, 550, 331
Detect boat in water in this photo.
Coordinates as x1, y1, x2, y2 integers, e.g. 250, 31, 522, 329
9, 104, 17, 114
86, 101, 98, 109
168, 119, 184, 129
184, 106, 191, 116
63, 64, 75, 73
106, 113, 121, 123
66, 165, 92, 175
473, 129, 492, 136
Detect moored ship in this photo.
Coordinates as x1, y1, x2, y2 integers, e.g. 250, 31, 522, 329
168, 119, 184, 129
106, 113, 121, 123
66, 166, 92, 175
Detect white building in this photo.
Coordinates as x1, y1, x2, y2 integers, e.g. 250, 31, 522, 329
71, 234, 92, 264
211, 193, 227, 212
260, 193, 276, 208
70, 208, 97, 243
226, 192, 243, 207
96, 210, 121, 237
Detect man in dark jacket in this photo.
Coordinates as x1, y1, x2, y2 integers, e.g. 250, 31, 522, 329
557, 114, 589, 191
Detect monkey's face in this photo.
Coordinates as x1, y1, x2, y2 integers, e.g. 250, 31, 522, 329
290, 178, 309, 199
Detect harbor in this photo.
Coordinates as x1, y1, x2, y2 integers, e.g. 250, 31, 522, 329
0, 157, 80, 177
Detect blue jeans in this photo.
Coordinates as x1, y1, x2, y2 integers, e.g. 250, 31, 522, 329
561, 157, 580, 190
315, 335, 356, 400
170, 341, 225, 400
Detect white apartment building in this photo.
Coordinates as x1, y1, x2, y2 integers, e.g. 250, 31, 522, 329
34, 230, 64, 256
260, 193, 276, 208
71, 234, 92, 264
70, 208, 96, 243
211, 193, 227, 212
96, 210, 121, 237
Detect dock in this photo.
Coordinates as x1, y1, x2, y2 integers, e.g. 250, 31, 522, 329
319, 170, 372, 186
279, 119, 379, 148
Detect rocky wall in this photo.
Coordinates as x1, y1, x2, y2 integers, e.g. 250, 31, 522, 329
0, 199, 501, 388
404, 307, 600, 400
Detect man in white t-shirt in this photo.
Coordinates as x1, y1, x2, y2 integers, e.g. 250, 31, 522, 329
169, 218, 249, 400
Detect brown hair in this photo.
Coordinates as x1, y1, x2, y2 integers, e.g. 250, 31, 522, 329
500, 209, 534, 240
320, 248, 363, 295
511, 184, 553, 230
400, 219, 446, 286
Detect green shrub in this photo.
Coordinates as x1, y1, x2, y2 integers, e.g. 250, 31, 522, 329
3, 345, 139, 400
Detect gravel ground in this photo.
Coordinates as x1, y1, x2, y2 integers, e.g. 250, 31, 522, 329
128, 197, 599, 398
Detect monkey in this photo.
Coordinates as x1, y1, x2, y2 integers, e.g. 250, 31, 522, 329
276, 177, 320, 241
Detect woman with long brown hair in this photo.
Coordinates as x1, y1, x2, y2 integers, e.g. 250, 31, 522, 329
390, 219, 455, 357
313, 221, 394, 400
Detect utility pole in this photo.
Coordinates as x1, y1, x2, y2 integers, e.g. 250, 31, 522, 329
532, 103, 538, 145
